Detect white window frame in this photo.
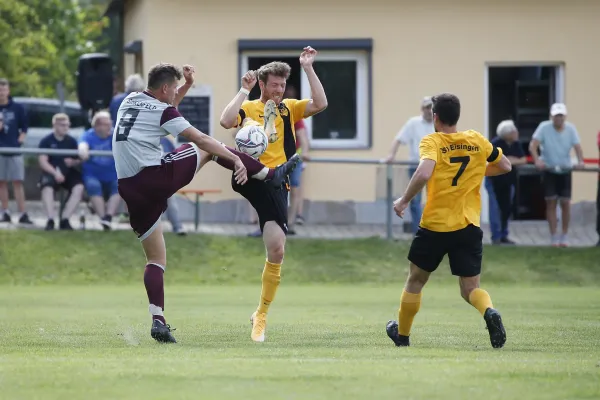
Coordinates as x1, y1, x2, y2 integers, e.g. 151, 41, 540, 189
481, 62, 565, 223
241, 50, 370, 149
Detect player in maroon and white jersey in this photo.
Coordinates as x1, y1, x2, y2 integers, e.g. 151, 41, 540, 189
113, 63, 300, 343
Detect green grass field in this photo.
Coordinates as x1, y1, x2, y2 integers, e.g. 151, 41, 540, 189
1, 231, 599, 399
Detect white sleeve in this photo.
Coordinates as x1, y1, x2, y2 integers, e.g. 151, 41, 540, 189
395, 119, 414, 144
160, 106, 192, 136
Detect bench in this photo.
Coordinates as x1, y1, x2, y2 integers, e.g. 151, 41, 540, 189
176, 188, 222, 231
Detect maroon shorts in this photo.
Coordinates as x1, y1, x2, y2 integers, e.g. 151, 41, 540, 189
118, 143, 200, 239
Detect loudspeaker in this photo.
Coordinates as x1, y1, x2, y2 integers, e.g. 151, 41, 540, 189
76, 53, 114, 111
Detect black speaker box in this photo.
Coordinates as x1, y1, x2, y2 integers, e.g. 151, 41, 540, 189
76, 53, 114, 111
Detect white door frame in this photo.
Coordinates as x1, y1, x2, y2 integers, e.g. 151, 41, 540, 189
482, 62, 566, 224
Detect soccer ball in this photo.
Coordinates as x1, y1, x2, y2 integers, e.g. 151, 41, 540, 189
235, 125, 268, 158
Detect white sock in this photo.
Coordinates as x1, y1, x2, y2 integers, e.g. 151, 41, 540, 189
149, 304, 164, 317
252, 167, 269, 180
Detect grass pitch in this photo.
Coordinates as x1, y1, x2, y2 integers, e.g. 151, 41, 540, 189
2, 285, 599, 400
1, 230, 599, 399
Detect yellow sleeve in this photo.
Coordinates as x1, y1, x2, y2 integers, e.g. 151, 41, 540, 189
482, 135, 503, 164
419, 135, 438, 162
287, 98, 310, 124
235, 102, 251, 128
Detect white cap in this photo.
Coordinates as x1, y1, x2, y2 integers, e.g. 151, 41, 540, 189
550, 103, 567, 116
421, 96, 433, 107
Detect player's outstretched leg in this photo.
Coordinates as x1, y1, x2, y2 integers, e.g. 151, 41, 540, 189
387, 263, 429, 347
142, 224, 176, 343
461, 277, 506, 348
213, 149, 300, 188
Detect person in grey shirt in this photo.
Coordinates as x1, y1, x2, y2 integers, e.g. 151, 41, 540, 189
529, 103, 584, 247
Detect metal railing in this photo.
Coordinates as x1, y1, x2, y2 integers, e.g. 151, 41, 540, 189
1, 146, 599, 240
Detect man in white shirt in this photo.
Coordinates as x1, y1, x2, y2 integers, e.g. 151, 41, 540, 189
383, 97, 434, 234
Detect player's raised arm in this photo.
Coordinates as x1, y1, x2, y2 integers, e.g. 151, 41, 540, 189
299, 47, 328, 118
171, 65, 195, 108
220, 71, 257, 129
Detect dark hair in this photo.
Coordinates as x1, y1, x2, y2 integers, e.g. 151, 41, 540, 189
147, 63, 182, 90
0, 78, 8, 86
257, 61, 291, 83
432, 93, 461, 126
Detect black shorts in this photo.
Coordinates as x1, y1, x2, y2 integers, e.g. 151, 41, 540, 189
543, 171, 572, 200
408, 224, 483, 277
232, 177, 289, 234
39, 170, 83, 193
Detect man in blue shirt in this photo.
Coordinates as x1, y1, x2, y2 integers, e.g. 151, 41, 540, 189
529, 103, 585, 247
485, 120, 527, 244
108, 73, 145, 127
0, 78, 33, 225
77, 110, 120, 230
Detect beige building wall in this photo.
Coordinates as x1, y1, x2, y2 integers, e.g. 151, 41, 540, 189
123, 0, 600, 203
122, 0, 149, 77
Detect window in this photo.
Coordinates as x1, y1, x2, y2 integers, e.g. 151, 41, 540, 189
21, 103, 86, 129
239, 39, 372, 149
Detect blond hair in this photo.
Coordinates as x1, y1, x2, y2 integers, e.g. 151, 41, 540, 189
257, 61, 291, 83
52, 113, 70, 125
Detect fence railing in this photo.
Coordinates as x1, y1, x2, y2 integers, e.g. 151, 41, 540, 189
1, 146, 599, 239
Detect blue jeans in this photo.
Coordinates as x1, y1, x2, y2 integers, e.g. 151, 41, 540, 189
83, 175, 118, 199
408, 167, 423, 234
485, 178, 515, 241
485, 178, 502, 241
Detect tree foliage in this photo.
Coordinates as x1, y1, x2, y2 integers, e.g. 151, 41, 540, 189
0, 0, 109, 99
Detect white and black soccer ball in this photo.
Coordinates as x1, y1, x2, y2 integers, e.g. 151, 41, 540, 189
235, 125, 268, 158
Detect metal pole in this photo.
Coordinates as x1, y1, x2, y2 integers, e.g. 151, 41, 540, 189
56, 81, 65, 114
386, 163, 393, 240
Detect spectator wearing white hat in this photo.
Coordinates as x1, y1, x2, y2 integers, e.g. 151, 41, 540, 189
529, 103, 585, 247
383, 96, 434, 234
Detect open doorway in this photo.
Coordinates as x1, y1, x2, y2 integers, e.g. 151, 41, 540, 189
246, 56, 301, 100
486, 64, 564, 220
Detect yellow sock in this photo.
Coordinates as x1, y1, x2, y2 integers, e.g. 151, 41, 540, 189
257, 260, 281, 314
468, 288, 494, 316
398, 289, 422, 336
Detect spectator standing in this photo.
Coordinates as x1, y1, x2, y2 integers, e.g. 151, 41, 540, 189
38, 114, 84, 230
285, 85, 310, 235
0, 78, 32, 224
529, 103, 584, 247
77, 111, 121, 231
382, 96, 434, 234
485, 120, 527, 244
109, 74, 145, 126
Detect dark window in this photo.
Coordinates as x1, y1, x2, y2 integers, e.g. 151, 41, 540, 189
311, 60, 357, 140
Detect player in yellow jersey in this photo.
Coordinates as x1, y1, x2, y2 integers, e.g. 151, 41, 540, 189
386, 93, 512, 349
220, 47, 328, 342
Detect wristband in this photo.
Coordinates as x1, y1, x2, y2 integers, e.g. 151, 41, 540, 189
239, 88, 250, 96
